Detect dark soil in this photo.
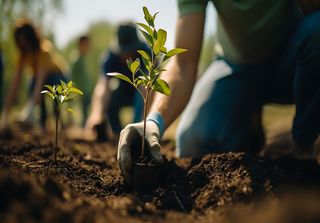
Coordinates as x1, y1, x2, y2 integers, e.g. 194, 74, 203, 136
1, 124, 320, 223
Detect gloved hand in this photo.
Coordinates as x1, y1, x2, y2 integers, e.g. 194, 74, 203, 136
117, 121, 163, 184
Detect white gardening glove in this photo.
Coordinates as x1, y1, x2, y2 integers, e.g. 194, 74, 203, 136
117, 121, 163, 184
19, 100, 35, 123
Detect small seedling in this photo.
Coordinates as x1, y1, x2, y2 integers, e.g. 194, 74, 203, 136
41, 80, 83, 160
107, 7, 186, 160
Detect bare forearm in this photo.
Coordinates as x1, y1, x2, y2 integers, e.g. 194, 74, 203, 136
149, 13, 205, 130
91, 77, 110, 117
149, 59, 197, 129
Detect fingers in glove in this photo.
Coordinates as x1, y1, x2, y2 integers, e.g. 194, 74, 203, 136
148, 139, 163, 164
118, 144, 132, 184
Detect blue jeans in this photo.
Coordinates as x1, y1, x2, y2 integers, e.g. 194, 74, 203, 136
176, 12, 320, 157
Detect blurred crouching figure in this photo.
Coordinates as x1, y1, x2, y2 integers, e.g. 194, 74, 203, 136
0, 21, 68, 129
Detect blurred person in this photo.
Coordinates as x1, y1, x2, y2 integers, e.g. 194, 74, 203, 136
85, 23, 149, 141
117, 1, 320, 183
1, 21, 68, 129
71, 35, 91, 126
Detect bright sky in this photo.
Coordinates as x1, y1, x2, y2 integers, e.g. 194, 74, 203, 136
53, 0, 217, 49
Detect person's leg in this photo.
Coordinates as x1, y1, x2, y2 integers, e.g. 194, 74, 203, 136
269, 12, 320, 148
176, 60, 266, 157
292, 12, 320, 147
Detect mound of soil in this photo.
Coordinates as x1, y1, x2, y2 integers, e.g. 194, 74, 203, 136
1, 124, 320, 223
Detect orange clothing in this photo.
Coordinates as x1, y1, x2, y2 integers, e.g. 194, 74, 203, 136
23, 39, 69, 76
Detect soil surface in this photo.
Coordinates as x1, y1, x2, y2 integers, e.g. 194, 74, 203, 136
1, 123, 320, 223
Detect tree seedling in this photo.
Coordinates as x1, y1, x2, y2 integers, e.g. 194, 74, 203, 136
107, 7, 186, 160
41, 80, 83, 161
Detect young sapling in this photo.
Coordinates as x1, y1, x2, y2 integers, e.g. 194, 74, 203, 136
107, 7, 186, 161
41, 80, 83, 161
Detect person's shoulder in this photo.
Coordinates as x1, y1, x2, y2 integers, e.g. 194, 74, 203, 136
103, 50, 120, 63
40, 39, 53, 53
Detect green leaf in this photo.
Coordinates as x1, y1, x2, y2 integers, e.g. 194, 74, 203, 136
44, 85, 53, 92
58, 95, 65, 104
41, 90, 50, 94
153, 29, 157, 40
67, 81, 74, 88
164, 48, 187, 61
60, 80, 67, 90
107, 72, 133, 85
136, 76, 148, 86
161, 46, 167, 53
126, 59, 132, 69
153, 29, 167, 55
150, 69, 157, 80
141, 56, 151, 72
41, 91, 54, 99
137, 50, 151, 61
139, 29, 153, 46
155, 68, 167, 73
69, 87, 83, 95
63, 95, 76, 103
152, 12, 159, 23
130, 58, 140, 74
138, 76, 148, 81
136, 23, 153, 36
143, 7, 151, 19
66, 108, 74, 114
57, 85, 63, 94
152, 78, 171, 96
143, 6, 154, 27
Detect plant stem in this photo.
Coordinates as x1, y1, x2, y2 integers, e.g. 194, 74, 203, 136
55, 109, 59, 161
141, 87, 150, 159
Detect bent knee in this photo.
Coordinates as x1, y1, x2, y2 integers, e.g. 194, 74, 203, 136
299, 12, 320, 46
176, 126, 225, 158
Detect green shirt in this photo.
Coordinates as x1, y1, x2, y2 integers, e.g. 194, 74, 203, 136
178, 0, 303, 64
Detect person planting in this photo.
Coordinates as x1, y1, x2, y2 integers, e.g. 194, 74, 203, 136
108, 7, 186, 186
1, 21, 69, 129
118, 0, 320, 183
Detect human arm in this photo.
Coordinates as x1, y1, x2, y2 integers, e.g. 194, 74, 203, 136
149, 12, 206, 130
85, 76, 110, 129
117, 13, 206, 183
297, 0, 320, 14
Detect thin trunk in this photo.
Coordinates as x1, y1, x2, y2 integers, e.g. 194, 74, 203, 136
55, 110, 59, 161
141, 88, 150, 159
